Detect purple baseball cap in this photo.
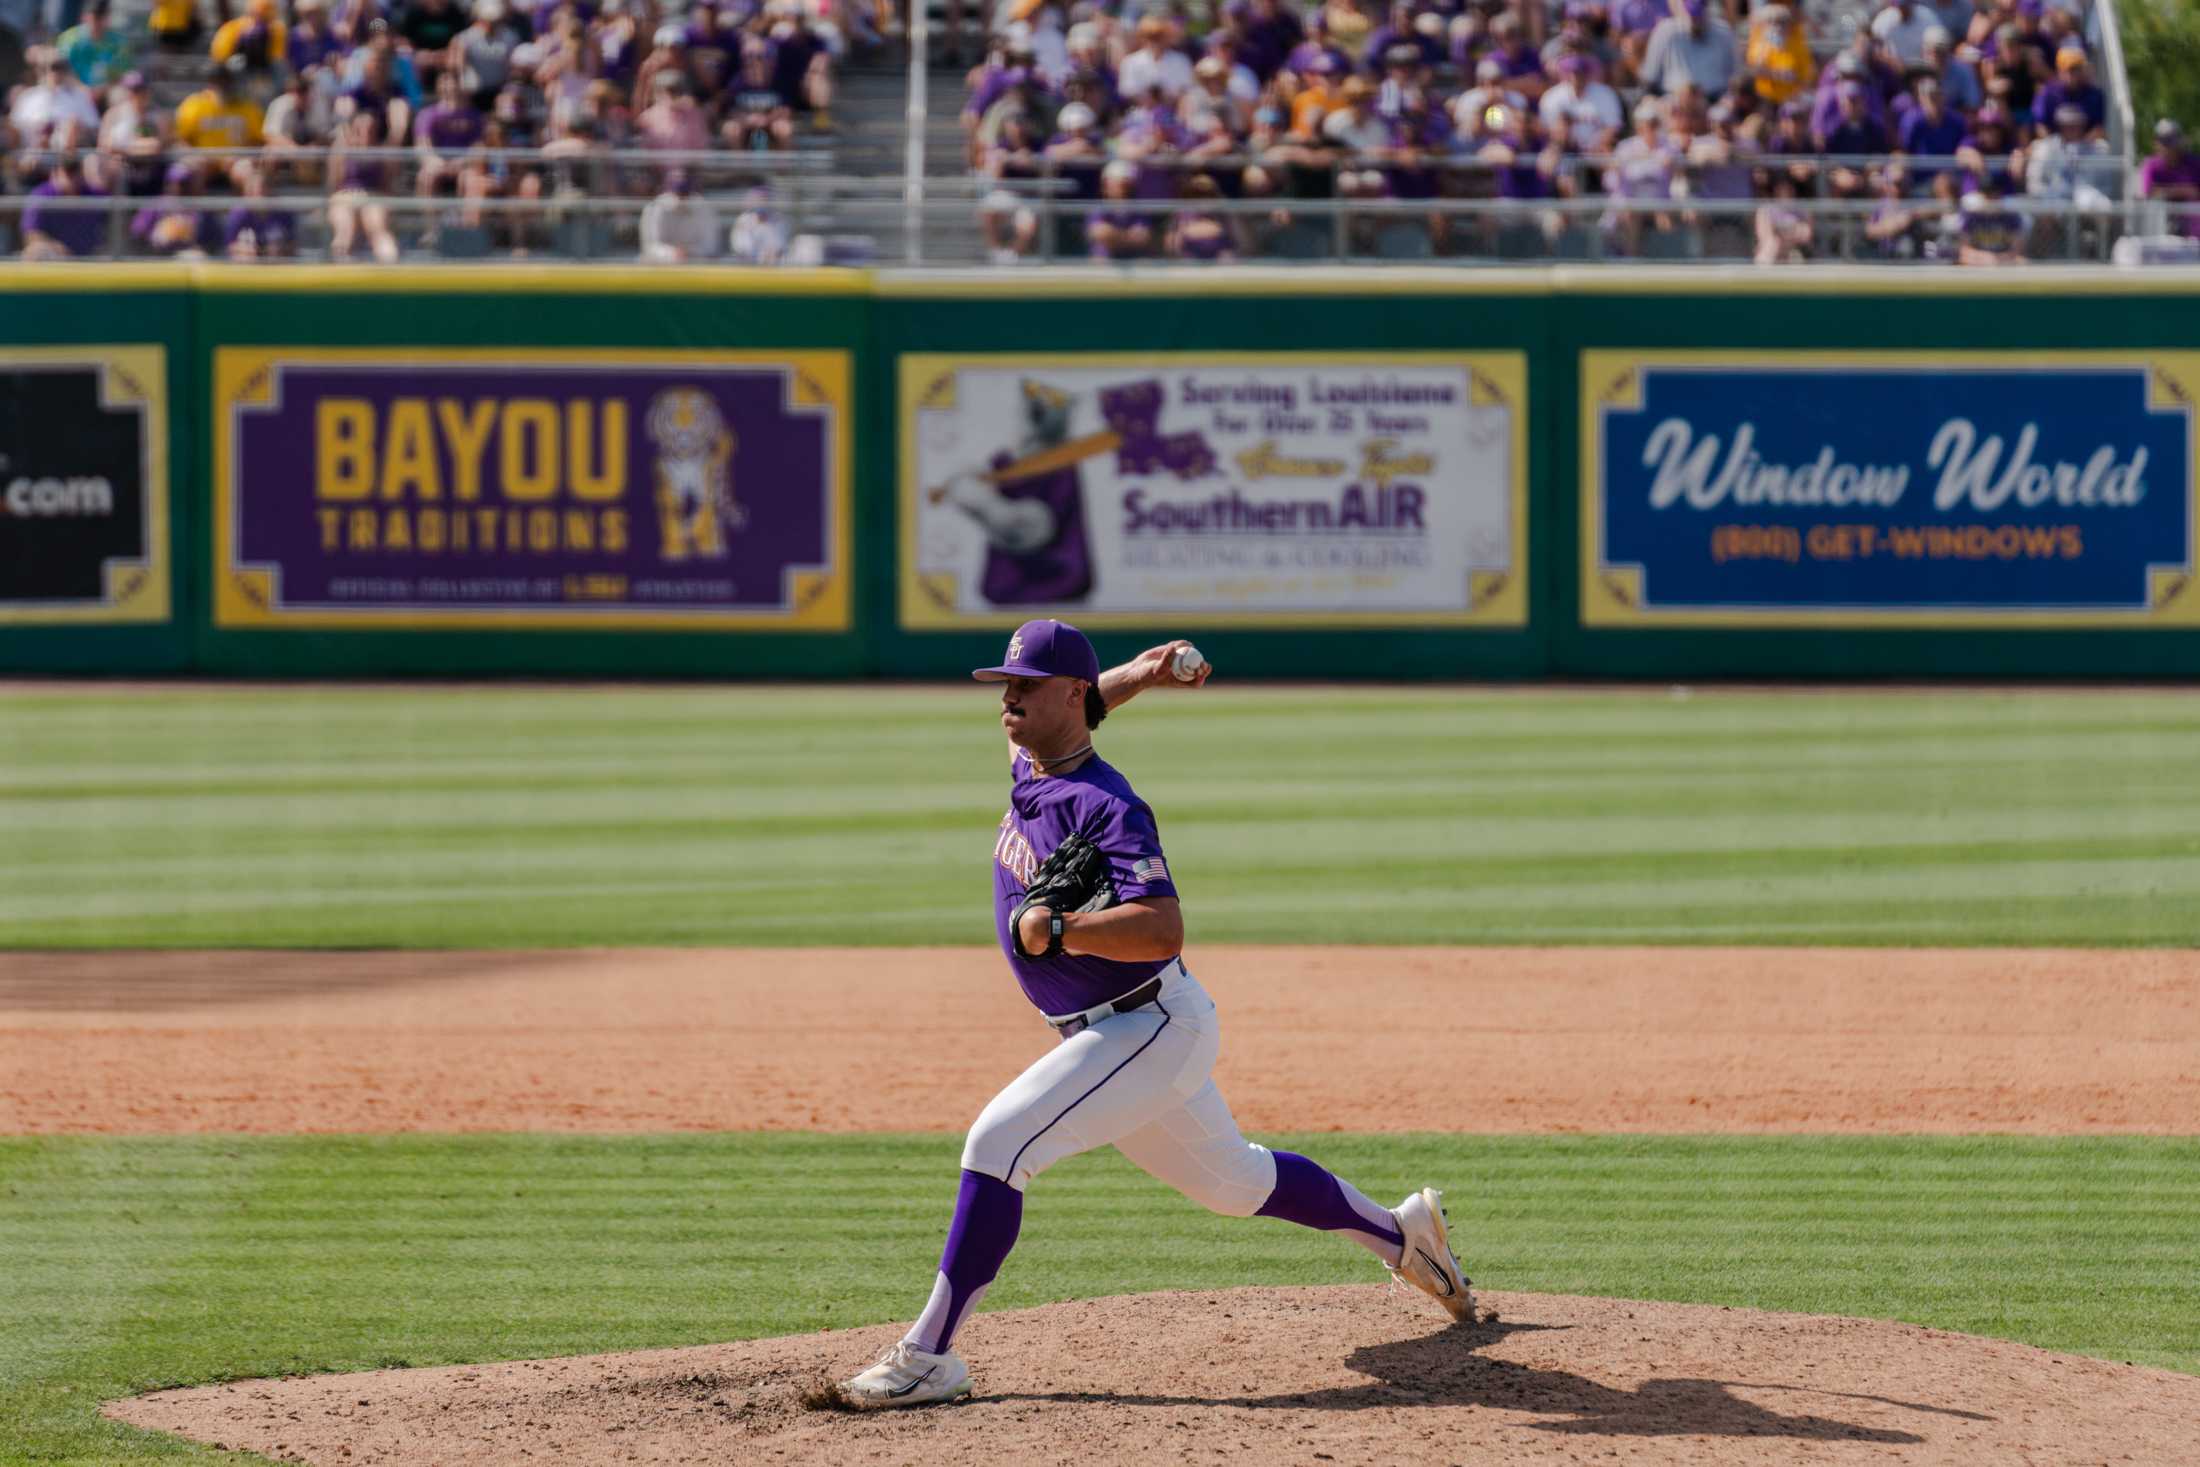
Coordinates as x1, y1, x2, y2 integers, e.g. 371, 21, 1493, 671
973, 619, 1102, 684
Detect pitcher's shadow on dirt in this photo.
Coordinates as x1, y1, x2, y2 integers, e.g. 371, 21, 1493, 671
991, 1316, 1993, 1444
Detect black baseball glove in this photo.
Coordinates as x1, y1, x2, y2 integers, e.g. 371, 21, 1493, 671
1011, 830, 1117, 960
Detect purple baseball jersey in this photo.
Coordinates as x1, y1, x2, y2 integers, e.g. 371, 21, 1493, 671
993, 750, 1179, 1017
980, 458, 1094, 605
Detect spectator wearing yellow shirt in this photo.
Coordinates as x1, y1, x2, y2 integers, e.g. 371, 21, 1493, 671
211, 0, 289, 79
1743, 4, 1814, 106
1286, 53, 1342, 140
175, 56, 267, 148
151, 0, 205, 52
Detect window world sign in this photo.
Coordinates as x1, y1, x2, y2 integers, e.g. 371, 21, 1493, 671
1580, 353, 2200, 627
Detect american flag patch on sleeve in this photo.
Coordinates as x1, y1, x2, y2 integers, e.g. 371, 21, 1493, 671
1131, 856, 1170, 884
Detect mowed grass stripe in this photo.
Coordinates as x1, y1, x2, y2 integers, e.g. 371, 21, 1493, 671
5, 686, 2200, 947
1, 1135, 2195, 1466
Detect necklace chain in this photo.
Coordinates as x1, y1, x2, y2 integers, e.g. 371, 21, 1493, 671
1029, 743, 1094, 774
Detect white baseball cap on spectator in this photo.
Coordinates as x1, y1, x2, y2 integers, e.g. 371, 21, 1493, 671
1067, 21, 1100, 48
1058, 101, 1096, 132
1922, 24, 1951, 47
1100, 159, 1137, 185
1413, 11, 1443, 38
476, 0, 503, 16
654, 24, 685, 45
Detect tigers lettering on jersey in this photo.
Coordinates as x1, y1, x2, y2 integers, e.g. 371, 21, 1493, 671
994, 812, 1040, 885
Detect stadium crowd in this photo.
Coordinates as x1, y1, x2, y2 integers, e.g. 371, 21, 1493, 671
0, 0, 2189, 263
964, 0, 2181, 264
2, 0, 850, 257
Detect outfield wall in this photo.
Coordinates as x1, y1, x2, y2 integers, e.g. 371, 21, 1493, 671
7, 263, 2200, 680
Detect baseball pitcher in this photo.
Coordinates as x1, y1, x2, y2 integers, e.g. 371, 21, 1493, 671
843, 619, 1473, 1408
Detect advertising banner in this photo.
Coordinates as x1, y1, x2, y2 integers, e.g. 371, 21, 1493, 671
0, 346, 169, 625
214, 349, 850, 629
1583, 352, 2200, 627
900, 353, 1528, 628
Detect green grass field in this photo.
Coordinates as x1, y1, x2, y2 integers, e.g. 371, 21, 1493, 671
5, 684, 2200, 947
5, 683, 2197, 1464
5, 1134, 2198, 1463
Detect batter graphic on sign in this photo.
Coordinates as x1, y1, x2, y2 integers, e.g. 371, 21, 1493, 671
647, 386, 743, 562
926, 377, 1217, 606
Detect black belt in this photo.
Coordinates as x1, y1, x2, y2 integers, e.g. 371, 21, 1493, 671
1046, 974, 1165, 1033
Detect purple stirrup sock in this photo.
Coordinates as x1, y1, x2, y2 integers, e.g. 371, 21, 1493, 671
1255, 1151, 1405, 1262
908, 1169, 1024, 1355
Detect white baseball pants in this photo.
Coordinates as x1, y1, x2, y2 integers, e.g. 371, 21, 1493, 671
960, 962, 1280, 1216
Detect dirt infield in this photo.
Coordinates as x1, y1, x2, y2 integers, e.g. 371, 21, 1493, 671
4, 946, 2195, 1134
106, 1285, 2200, 1466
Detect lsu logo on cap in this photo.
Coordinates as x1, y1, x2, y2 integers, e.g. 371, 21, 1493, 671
1007, 629, 1025, 661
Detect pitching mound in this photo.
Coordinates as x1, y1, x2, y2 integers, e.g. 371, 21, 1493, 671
107, 1287, 2199, 1466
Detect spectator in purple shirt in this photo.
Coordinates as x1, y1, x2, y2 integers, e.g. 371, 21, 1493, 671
285, 0, 343, 71
965, 39, 1037, 161
1166, 174, 1236, 261
1285, 11, 1352, 84
1611, 0, 1669, 84
1361, 2, 1438, 76
724, 41, 794, 149
224, 162, 298, 259
2029, 46, 2103, 139
1087, 159, 1157, 260
1486, 13, 1550, 105
765, 4, 833, 122
1765, 96, 1821, 192
1235, 0, 1306, 83
1863, 162, 1936, 258
1481, 104, 1560, 200
1897, 78, 1966, 190
682, 4, 743, 94
329, 111, 402, 262
19, 155, 112, 260
2140, 119, 2200, 238
1817, 82, 1887, 205
341, 39, 415, 146
415, 69, 486, 201
131, 161, 220, 258
1812, 48, 1889, 145
1952, 101, 2021, 199
1956, 175, 2027, 265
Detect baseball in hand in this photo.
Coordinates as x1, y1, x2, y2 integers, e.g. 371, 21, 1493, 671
1170, 645, 1206, 682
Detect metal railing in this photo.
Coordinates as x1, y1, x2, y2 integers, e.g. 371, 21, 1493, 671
1, 188, 2143, 265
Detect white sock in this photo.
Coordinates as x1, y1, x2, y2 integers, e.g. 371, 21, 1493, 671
905, 1271, 989, 1355
1337, 1177, 1406, 1267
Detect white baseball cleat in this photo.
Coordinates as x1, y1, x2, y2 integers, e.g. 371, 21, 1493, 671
841, 1340, 973, 1408
1388, 1186, 1476, 1323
